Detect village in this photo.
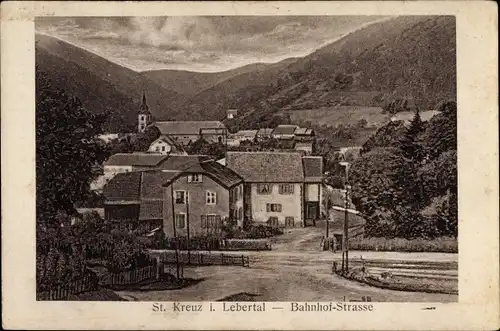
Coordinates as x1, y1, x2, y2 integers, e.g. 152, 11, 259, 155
33, 15, 459, 303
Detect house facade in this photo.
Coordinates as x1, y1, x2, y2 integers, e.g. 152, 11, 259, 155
103, 158, 244, 237
226, 109, 238, 119
148, 137, 185, 155
150, 121, 227, 146
162, 162, 243, 238
226, 152, 323, 227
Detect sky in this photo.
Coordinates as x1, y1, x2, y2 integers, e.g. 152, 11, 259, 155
36, 16, 386, 72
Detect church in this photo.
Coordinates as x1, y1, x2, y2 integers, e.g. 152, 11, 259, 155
137, 92, 228, 147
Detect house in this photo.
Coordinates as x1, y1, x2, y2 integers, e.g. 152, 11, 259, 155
226, 152, 323, 227
150, 121, 227, 146
232, 130, 258, 143
162, 160, 244, 238
295, 142, 314, 155
148, 136, 185, 155
103, 153, 169, 182
271, 125, 298, 140
256, 128, 274, 140
103, 170, 180, 233
226, 109, 238, 119
293, 127, 315, 141
103, 159, 244, 236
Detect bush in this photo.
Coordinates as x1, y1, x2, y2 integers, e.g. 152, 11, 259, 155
224, 239, 272, 251
235, 225, 283, 239
348, 236, 457, 253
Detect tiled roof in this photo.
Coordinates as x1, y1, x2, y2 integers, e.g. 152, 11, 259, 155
104, 153, 168, 167
234, 130, 258, 138
103, 172, 142, 201
226, 152, 304, 183
199, 161, 243, 188
256, 128, 274, 136
294, 127, 314, 135
272, 125, 298, 135
140, 171, 180, 199
158, 155, 213, 171
152, 121, 226, 135
303, 156, 323, 183
139, 200, 163, 220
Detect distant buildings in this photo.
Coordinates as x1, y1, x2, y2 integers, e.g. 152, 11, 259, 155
271, 125, 298, 140
150, 121, 227, 146
226, 109, 238, 120
256, 128, 274, 140
227, 130, 258, 146
148, 136, 185, 155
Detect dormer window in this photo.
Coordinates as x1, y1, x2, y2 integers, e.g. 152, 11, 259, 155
187, 174, 203, 183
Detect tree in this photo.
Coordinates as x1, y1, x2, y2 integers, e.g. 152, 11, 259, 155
398, 109, 425, 162
361, 121, 407, 154
132, 125, 161, 152
420, 100, 457, 160
185, 138, 226, 160
36, 69, 110, 226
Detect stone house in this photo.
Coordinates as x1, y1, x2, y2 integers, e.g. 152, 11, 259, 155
226, 152, 323, 227
150, 121, 227, 146
148, 136, 185, 155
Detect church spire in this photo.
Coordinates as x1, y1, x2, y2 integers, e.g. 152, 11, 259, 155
139, 91, 150, 114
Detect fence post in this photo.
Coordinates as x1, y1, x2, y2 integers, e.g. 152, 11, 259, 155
242, 255, 244, 266
221, 253, 224, 265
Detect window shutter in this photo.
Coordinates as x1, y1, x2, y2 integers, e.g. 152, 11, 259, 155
278, 204, 282, 212
266, 204, 271, 212
201, 215, 207, 228
187, 175, 192, 183
279, 185, 283, 194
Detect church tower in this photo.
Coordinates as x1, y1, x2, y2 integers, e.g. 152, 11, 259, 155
138, 91, 152, 133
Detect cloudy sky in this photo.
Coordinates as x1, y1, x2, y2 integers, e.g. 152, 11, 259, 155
36, 16, 386, 72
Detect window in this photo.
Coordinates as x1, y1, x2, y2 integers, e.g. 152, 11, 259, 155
268, 217, 279, 227
257, 184, 272, 194
175, 213, 186, 229
155, 146, 160, 152
266, 203, 282, 212
238, 207, 243, 221
187, 174, 203, 183
285, 217, 295, 227
201, 215, 221, 229
238, 185, 243, 199
279, 184, 294, 195
175, 191, 186, 204
206, 191, 217, 205
161, 145, 166, 152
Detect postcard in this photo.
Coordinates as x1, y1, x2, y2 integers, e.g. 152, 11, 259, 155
1, 1, 498, 330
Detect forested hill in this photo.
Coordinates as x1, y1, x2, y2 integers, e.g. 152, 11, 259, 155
35, 33, 189, 131
203, 16, 457, 127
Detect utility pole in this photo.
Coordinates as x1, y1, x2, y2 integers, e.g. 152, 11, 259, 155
170, 185, 180, 279
340, 161, 350, 273
186, 191, 191, 264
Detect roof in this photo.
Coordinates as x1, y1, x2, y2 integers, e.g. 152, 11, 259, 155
302, 156, 323, 183
295, 142, 313, 148
104, 153, 168, 167
104, 170, 180, 202
103, 172, 142, 201
152, 121, 226, 135
272, 125, 298, 136
257, 128, 274, 136
226, 152, 304, 182
158, 155, 213, 171
197, 161, 243, 188
234, 130, 258, 138
227, 109, 238, 114
139, 200, 163, 220
294, 127, 314, 136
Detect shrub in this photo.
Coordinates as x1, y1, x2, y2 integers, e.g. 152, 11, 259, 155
236, 224, 283, 239
224, 239, 272, 251
348, 236, 457, 253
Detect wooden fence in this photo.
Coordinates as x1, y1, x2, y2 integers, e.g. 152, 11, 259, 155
37, 272, 98, 301
158, 251, 250, 267
109, 265, 156, 286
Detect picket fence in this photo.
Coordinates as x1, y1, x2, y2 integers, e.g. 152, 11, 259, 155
37, 272, 98, 301
158, 251, 250, 267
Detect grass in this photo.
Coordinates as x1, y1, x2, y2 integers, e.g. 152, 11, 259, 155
349, 237, 458, 253
282, 106, 389, 127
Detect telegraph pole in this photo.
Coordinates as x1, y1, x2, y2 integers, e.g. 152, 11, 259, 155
186, 192, 191, 264
170, 185, 180, 279
340, 161, 350, 273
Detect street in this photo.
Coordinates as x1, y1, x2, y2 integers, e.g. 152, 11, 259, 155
119, 228, 458, 302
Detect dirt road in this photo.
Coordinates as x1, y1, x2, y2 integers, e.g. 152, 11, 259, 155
120, 228, 457, 302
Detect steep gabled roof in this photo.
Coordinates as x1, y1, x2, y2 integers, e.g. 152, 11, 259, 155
226, 152, 304, 183
272, 125, 299, 135
103, 171, 142, 201
152, 121, 226, 135
158, 155, 213, 171
104, 153, 168, 167
302, 156, 323, 183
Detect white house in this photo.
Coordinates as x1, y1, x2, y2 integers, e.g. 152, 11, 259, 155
227, 109, 238, 119
148, 137, 185, 155
226, 152, 323, 227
